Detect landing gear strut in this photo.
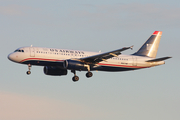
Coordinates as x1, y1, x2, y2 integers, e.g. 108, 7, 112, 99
26, 64, 31, 75
84, 65, 93, 78
71, 70, 79, 82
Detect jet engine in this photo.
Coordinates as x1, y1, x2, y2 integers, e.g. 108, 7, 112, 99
63, 60, 87, 71
44, 66, 67, 76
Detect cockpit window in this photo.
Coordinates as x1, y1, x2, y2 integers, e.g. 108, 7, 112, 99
14, 49, 24, 52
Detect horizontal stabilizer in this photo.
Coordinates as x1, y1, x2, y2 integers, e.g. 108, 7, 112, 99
146, 57, 172, 62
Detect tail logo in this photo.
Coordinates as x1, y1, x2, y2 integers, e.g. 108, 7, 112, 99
133, 31, 162, 58
146, 44, 152, 50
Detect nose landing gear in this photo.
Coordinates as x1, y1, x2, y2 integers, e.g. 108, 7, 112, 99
26, 64, 32, 75
26, 71, 31, 75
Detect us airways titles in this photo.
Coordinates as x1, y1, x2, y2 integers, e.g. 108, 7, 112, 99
49, 49, 85, 54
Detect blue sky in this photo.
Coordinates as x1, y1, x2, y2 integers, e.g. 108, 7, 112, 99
0, 0, 179, 120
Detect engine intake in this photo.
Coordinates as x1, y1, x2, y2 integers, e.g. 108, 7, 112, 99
44, 66, 67, 76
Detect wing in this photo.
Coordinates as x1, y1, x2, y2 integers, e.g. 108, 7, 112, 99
79, 46, 133, 64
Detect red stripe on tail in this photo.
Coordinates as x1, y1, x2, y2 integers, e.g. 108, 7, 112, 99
153, 31, 162, 36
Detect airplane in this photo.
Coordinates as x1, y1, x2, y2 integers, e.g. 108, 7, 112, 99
8, 31, 171, 82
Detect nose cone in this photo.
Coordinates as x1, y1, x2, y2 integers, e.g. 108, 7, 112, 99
8, 53, 13, 61
8, 53, 18, 62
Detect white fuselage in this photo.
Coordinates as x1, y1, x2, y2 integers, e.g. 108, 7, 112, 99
7, 31, 170, 81
8, 47, 165, 72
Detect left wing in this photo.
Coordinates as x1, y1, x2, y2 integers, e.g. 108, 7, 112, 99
79, 46, 133, 64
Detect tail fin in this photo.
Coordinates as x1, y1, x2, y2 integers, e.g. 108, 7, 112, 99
133, 31, 162, 58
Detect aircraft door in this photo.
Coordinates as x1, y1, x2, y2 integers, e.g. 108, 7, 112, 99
132, 56, 137, 66
30, 47, 35, 57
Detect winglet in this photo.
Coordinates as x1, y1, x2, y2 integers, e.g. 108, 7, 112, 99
130, 45, 134, 50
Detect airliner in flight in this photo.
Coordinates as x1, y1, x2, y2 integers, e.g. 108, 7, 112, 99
8, 31, 171, 82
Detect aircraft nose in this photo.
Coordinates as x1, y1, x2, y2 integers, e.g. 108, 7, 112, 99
8, 53, 13, 61
8, 53, 17, 62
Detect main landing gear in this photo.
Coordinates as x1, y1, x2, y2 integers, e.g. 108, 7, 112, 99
71, 70, 93, 82
71, 70, 79, 82
71, 65, 93, 82
86, 72, 93, 78
26, 64, 32, 75
85, 64, 93, 78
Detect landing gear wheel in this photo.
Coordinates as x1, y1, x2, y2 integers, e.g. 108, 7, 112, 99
86, 72, 93, 78
26, 64, 32, 75
26, 71, 31, 75
72, 76, 79, 82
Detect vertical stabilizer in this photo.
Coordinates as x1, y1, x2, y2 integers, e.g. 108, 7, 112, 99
133, 31, 162, 58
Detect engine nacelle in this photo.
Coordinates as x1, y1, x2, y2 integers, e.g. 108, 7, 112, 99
44, 66, 67, 76
63, 60, 87, 71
